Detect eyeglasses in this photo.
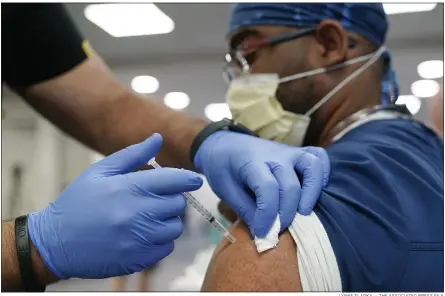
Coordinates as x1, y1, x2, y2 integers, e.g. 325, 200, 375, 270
222, 27, 316, 83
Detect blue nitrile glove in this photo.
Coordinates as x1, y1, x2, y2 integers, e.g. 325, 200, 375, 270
194, 131, 330, 238
28, 134, 203, 279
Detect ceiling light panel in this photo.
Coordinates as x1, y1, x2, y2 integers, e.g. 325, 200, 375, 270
84, 4, 175, 37
204, 103, 232, 122
417, 60, 444, 79
131, 76, 159, 94
411, 80, 440, 98
164, 92, 190, 110
395, 95, 422, 115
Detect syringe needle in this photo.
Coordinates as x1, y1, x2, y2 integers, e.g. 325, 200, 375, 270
147, 157, 236, 243
212, 218, 236, 243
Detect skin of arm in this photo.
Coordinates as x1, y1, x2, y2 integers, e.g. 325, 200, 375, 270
15, 55, 206, 170
429, 80, 443, 140
201, 219, 302, 292
2, 220, 58, 292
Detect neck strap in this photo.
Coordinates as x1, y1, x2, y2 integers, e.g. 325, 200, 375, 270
328, 104, 412, 142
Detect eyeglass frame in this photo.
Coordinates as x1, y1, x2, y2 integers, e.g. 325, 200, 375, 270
222, 27, 357, 83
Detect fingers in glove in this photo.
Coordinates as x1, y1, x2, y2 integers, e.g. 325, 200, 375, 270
140, 242, 175, 267
293, 152, 324, 216
216, 175, 256, 236
145, 216, 184, 244
145, 194, 187, 221
125, 168, 203, 196
96, 133, 163, 175
301, 146, 331, 187
239, 161, 279, 238
267, 161, 302, 232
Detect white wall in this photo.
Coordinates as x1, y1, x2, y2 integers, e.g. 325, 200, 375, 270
1, 97, 92, 217
1, 128, 35, 219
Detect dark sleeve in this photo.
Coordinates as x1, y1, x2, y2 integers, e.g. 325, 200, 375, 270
2, 3, 88, 87
314, 119, 443, 292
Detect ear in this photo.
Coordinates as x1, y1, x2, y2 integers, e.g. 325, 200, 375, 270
314, 20, 349, 66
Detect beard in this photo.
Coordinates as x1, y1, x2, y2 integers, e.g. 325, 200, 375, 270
275, 80, 316, 115
275, 80, 326, 146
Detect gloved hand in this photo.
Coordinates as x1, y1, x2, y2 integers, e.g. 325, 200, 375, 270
194, 131, 330, 238
28, 134, 203, 279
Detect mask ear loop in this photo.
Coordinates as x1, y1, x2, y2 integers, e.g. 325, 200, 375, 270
304, 46, 387, 117
278, 50, 378, 84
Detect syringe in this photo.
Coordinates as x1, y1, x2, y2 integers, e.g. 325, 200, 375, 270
148, 158, 236, 244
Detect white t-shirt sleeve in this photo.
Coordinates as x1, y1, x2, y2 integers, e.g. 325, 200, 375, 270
254, 213, 342, 291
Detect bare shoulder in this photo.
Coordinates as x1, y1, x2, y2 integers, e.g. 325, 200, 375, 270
201, 219, 302, 292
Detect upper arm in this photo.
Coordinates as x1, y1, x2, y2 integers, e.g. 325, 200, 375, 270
2, 4, 88, 87
201, 220, 302, 292
2, 4, 125, 121
1, 4, 124, 103
1, 3, 131, 150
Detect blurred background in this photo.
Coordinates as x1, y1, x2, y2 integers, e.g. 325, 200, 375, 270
2, 2, 444, 292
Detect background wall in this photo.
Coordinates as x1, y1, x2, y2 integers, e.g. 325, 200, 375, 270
3, 44, 442, 219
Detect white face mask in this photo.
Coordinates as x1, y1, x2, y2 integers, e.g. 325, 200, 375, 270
226, 46, 386, 146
